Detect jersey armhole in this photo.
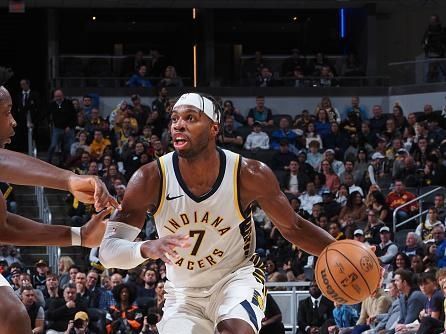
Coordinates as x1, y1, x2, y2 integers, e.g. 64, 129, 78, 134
234, 155, 250, 220
153, 158, 166, 217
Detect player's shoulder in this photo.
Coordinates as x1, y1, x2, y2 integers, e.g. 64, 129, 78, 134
128, 160, 161, 186
239, 156, 274, 181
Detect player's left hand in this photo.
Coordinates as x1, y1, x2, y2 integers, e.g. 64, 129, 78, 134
81, 207, 113, 248
67, 174, 120, 211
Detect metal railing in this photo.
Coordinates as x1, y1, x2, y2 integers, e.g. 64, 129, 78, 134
388, 57, 446, 86
392, 186, 444, 234
28, 126, 59, 273
266, 281, 311, 332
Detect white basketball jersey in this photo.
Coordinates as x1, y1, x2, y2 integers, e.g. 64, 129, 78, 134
154, 149, 256, 288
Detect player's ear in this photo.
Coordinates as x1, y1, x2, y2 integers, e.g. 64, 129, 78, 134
210, 122, 220, 137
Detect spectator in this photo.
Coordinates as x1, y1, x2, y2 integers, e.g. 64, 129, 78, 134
343, 96, 368, 121
324, 122, 349, 160
255, 66, 278, 87
271, 139, 298, 171
46, 284, 87, 334
43, 273, 62, 300
21, 286, 44, 334
265, 259, 282, 282
137, 269, 158, 299
158, 65, 183, 88
416, 207, 443, 242
299, 181, 323, 215
150, 87, 169, 136
343, 173, 364, 197
366, 190, 390, 223
306, 140, 323, 170
64, 311, 90, 334
315, 109, 331, 139
127, 65, 152, 88
85, 108, 109, 138
32, 259, 49, 292
364, 209, 386, 246
282, 48, 305, 77
297, 280, 334, 334
400, 232, 425, 258
47, 89, 77, 164
392, 269, 427, 334
375, 226, 398, 265
339, 191, 367, 228
433, 224, 446, 268
106, 284, 143, 334
294, 109, 316, 132
328, 221, 345, 240
280, 160, 310, 197
335, 184, 349, 206
366, 152, 386, 188
305, 124, 324, 150
89, 130, 111, 161
70, 131, 90, 157
222, 100, 245, 128
315, 65, 339, 87
433, 193, 446, 222
271, 117, 298, 152
386, 180, 418, 224
317, 97, 340, 123
260, 294, 285, 334
218, 115, 244, 152
321, 190, 342, 223
327, 302, 359, 334
321, 159, 340, 193
324, 149, 345, 177
411, 254, 426, 274
86, 270, 114, 312
244, 121, 270, 151
392, 104, 408, 133
369, 105, 387, 137
247, 96, 273, 127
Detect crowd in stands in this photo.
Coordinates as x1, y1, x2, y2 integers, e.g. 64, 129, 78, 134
5, 84, 446, 333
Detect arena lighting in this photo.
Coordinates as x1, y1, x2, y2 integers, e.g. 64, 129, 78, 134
340, 8, 346, 39
193, 44, 197, 87
92, 16, 96, 21
192, 8, 196, 20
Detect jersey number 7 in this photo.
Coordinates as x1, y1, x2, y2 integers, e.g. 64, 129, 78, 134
189, 230, 205, 256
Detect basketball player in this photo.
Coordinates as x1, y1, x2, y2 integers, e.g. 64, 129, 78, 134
0, 69, 118, 333
98, 93, 336, 334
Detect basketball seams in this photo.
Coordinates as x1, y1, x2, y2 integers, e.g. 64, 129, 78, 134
323, 249, 361, 303
330, 240, 381, 274
327, 248, 372, 295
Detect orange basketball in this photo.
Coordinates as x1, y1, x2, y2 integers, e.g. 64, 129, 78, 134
315, 239, 381, 305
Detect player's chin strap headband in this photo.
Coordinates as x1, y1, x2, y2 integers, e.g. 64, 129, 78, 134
173, 93, 219, 123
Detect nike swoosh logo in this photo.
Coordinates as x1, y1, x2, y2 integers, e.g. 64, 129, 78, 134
166, 194, 184, 201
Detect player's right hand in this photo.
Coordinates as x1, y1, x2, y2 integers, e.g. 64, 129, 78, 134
141, 234, 191, 264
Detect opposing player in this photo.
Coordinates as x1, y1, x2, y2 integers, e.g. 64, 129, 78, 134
98, 92, 336, 334
0, 68, 118, 333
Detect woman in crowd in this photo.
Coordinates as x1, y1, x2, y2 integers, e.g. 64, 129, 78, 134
339, 191, 367, 228
314, 109, 331, 139
366, 190, 390, 223
259, 294, 285, 334
106, 283, 143, 334
416, 207, 443, 242
336, 184, 349, 207
305, 123, 323, 149
158, 65, 184, 88
58, 256, 75, 288
321, 159, 340, 192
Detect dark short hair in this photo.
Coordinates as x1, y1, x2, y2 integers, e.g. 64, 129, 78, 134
394, 269, 414, 287
112, 283, 137, 304
418, 271, 437, 285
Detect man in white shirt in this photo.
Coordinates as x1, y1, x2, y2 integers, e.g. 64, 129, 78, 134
299, 181, 323, 214
324, 149, 345, 177
243, 121, 270, 151
376, 226, 398, 265
344, 173, 364, 197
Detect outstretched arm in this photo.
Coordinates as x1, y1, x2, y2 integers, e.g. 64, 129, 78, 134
99, 162, 189, 269
0, 149, 119, 210
240, 159, 335, 256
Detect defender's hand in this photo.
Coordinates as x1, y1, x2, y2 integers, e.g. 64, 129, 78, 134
141, 235, 191, 264
67, 174, 120, 211
81, 208, 113, 248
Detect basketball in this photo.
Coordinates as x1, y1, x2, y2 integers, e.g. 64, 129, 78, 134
315, 240, 381, 305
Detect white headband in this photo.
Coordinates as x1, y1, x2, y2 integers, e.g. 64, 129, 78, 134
173, 93, 218, 122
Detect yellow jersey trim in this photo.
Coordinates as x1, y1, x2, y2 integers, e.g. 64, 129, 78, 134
233, 154, 245, 221
153, 157, 167, 217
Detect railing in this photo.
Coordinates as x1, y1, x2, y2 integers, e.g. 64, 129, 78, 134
28, 126, 59, 273
392, 186, 444, 234
388, 57, 446, 86
266, 281, 311, 332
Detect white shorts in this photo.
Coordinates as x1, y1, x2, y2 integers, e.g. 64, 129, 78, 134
157, 261, 266, 334
0, 274, 11, 288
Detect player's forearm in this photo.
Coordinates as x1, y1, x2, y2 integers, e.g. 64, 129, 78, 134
2, 212, 72, 246
0, 149, 72, 190
281, 214, 335, 256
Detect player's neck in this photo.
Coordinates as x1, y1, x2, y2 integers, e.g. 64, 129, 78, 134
179, 146, 219, 172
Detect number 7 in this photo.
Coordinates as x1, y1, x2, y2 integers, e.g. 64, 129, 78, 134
189, 230, 205, 256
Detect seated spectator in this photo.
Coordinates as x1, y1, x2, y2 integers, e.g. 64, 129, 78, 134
433, 193, 446, 222
416, 207, 443, 242
335, 184, 349, 206
314, 65, 339, 87
392, 104, 408, 134
299, 181, 323, 214
366, 152, 387, 188
294, 109, 316, 132
327, 302, 359, 334
102, 164, 126, 194
271, 117, 298, 152
124, 142, 149, 178
286, 65, 306, 87
353, 148, 369, 186
255, 66, 279, 87
137, 268, 158, 300
368, 105, 387, 137
297, 280, 334, 334
43, 273, 62, 300
411, 254, 426, 274
339, 160, 355, 184
376, 226, 399, 265
366, 190, 390, 223
306, 139, 323, 170
328, 221, 345, 240
130, 94, 150, 130
386, 180, 418, 225
70, 131, 90, 158
339, 191, 367, 228
89, 130, 111, 161
321, 159, 340, 192
21, 286, 44, 334
127, 64, 152, 88
343, 96, 368, 121
259, 293, 285, 334
33, 259, 49, 291
400, 232, 425, 258
392, 269, 427, 333
353, 229, 369, 246
64, 311, 91, 334
341, 111, 362, 137
314, 109, 331, 139
433, 224, 446, 268
324, 122, 349, 160
364, 209, 386, 246
46, 284, 87, 334
247, 96, 273, 127
244, 121, 270, 151
321, 190, 342, 223
218, 115, 244, 152
158, 65, 183, 88
297, 150, 316, 179
271, 139, 297, 171
265, 259, 282, 282
106, 284, 143, 334
280, 160, 310, 197
324, 149, 345, 177
85, 108, 109, 137
343, 173, 364, 197
385, 252, 411, 284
